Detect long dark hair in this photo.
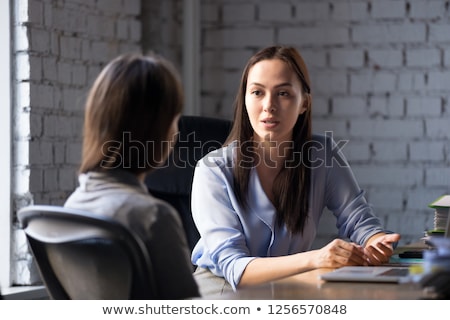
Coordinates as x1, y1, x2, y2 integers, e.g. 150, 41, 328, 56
225, 46, 312, 234
80, 53, 183, 174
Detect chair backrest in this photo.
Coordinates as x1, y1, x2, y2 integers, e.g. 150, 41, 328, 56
18, 205, 157, 300
145, 115, 232, 252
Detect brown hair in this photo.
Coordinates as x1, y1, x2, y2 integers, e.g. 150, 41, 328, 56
225, 46, 312, 234
80, 53, 183, 174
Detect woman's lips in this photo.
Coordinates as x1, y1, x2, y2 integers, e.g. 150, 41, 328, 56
261, 119, 279, 128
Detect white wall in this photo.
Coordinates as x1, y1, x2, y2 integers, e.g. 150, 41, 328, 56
198, 0, 450, 246
0, 0, 12, 290
12, 0, 142, 285
11, 0, 450, 285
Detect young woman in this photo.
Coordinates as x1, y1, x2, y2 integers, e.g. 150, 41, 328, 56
65, 53, 199, 299
190, 46, 400, 296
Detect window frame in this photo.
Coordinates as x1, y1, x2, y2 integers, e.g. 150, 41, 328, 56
0, 0, 12, 290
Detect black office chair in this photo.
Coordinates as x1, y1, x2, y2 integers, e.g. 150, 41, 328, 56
145, 115, 232, 252
17, 205, 157, 300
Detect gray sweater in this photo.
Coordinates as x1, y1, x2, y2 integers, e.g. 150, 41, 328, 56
64, 169, 200, 299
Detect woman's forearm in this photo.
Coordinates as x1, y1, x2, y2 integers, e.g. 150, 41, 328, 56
237, 251, 317, 288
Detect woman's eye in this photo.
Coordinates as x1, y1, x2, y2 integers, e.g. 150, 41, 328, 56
251, 90, 261, 96
278, 91, 289, 96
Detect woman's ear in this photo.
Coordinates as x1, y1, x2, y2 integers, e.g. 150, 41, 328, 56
300, 93, 311, 114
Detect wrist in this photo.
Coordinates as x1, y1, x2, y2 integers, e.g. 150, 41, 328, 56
364, 232, 386, 247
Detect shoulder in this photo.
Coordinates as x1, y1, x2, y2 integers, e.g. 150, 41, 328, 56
192, 142, 237, 188
132, 192, 180, 220
65, 184, 184, 232
110, 192, 186, 239
306, 134, 331, 160
197, 140, 236, 170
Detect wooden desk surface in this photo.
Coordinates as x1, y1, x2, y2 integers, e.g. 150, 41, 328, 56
212, 268, 427, 300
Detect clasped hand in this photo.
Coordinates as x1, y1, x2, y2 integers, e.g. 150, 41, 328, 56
363, 233, 401, 265
316, 233, 401, 268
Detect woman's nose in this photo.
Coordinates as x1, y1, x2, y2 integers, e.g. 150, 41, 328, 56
263, 95, 276, 113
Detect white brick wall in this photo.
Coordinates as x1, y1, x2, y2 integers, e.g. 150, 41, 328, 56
11, 0, 450, 283
12, 0, 141, 285
371, 0, 406, 19
200, 0, 450, 247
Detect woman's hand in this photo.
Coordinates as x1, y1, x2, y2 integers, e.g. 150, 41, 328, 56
364, 233, 401, 265
314, 239, 368, 268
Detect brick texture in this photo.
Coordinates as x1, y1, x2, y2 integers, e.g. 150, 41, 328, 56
12, 0, 450, 284
12, 0, 141, 285
199, 0, 450, 247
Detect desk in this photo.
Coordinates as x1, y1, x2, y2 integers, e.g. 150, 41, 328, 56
209, 268, 428, 300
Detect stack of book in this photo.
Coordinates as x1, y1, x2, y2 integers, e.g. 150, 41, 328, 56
427, 195, 450, 238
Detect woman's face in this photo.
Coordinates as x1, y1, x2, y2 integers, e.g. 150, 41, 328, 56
164, 113, 180, 160
138, 113, 180, 181
154, 113, 180, 167
245, 58, 306, 144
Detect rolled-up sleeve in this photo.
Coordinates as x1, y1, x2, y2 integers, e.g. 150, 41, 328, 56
323, 137, 386, 245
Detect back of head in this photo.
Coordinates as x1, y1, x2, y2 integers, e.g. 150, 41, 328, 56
80, 53, 183, 174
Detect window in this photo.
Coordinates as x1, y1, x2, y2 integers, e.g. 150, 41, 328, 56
0, 0, 12, 289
